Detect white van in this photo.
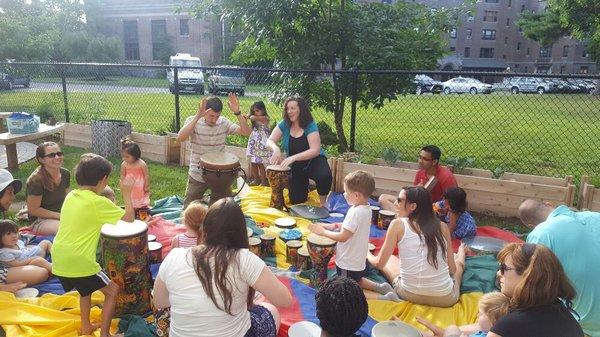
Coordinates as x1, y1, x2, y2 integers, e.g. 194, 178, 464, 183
167, 53, 204, 94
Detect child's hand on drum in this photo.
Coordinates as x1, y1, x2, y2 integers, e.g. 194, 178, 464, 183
308, 223, 325, 235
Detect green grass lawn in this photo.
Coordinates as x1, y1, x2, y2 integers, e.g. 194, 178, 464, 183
2, 90, 599, 185
34, 76, 170, 88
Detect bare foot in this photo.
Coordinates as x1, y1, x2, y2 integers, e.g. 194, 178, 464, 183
81, 322, 101, 335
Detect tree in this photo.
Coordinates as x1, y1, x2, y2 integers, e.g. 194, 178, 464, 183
188, 0, 461, 151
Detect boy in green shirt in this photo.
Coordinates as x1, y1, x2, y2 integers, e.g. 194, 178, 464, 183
51, 154, 134, 337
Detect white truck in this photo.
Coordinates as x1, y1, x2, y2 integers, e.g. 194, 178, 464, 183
167, 53, 204, 94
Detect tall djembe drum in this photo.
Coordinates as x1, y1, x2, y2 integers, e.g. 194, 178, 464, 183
266, 165, 291, 210
307, 233, 336, 288
100, 220, 152, 316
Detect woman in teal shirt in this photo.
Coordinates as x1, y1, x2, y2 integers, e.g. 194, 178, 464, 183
266, 96, 332, 206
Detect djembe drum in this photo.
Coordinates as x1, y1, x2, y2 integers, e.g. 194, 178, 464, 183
249, 237, 262, 257
266, 165, 291, 210
297, 246, 312, 271
101, 220, 152, 316
199, 152, 241, 204
307, 233, 336, 288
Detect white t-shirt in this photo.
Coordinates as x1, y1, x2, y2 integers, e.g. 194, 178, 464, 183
336, 204, 372, 271
184, 115, 240, 182
157, 247, 265, 337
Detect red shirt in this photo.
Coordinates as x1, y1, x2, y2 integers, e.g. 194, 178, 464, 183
413, 165, 458, 202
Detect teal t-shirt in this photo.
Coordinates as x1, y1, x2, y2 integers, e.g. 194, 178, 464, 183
526, 205, 600, 337
277, 120, 326, 156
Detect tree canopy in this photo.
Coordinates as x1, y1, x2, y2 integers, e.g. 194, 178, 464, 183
188, 0, 464, 150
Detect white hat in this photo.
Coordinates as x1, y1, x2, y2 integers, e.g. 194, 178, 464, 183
0, 169, 22, 194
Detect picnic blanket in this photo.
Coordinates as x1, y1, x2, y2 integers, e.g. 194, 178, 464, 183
4, 189, 523, 337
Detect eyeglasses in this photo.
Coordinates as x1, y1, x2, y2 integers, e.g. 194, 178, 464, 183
43, 151, 64, 158
417, 155, 434, 161
396, 197, 405, 203
499, 263, 516, 275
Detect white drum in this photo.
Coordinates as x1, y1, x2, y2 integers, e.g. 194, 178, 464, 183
371, 320, 423, 337
288, 321, 322, 337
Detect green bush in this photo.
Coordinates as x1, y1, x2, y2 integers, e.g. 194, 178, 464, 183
317, 120, 338, 146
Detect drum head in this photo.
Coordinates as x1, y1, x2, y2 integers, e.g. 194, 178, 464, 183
379, 210, 395, 217
15, 287, 39, 298
266, 165, 291, 172
289, 204, 330, 220
463, 236, 507, 255
279, 229, 302, 241
298, 246, 309, 256
368, 243, 376, 251
372, 320, 423, 337
249, 237, 261, 245
247, 227, 253, 237
200, 152, 240, 169
275, 217, 296, 228
370, 205, 380, 211
288, 321, 321, 337
260, 233, 275, 241
286, 240, 303, 248
307, 233, 336, 246
148, 241, 163, 250
101, 220, 147, 238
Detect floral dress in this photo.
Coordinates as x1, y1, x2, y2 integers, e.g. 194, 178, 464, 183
246, 122, 272, 164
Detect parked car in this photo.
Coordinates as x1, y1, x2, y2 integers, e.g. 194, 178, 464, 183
0, 72, 30, 90
509, 77, 558, 94
548, 79, 579, 93
566, 79, 595, 94
207, 66, 246, 96
442, 77, 493, 94
167, 53, 204, 94
493, 77, 520, 92
414, 74, 443, 95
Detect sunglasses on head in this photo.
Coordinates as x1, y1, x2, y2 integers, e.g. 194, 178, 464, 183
498, 262, 515, 275
43, 151, 64, 158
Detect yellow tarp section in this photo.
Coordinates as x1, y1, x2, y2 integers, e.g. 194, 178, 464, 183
0, 291, 119, 337
368, 292, 481, 331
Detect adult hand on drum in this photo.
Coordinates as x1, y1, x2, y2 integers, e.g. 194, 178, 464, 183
280, 155, 296, 168
227, 92, 241, 114
270, 148, 283, 165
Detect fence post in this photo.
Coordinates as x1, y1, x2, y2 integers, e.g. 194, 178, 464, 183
60, 65, 70, 123
174, 67, 181, 131
349, 68, 358, 152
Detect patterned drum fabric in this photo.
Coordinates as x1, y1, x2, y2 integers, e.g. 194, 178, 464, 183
307, 233, 336, 288
100, 220, 152, 317
91, 120, 132, 158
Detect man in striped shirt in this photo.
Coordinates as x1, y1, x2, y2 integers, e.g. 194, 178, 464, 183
177, 93, 251, 208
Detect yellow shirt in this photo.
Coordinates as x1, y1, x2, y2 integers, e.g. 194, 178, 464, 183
51, 189, 125, 277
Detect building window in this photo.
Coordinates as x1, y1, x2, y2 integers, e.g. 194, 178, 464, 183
517, 42, 521, 51
179, 19, 189, 36
480, 47, 494, 58
504, 37, 508, 44
485, 0, 499, 3
562, 45, 569, 57
450, 28, 457, 39
151, 19, 167, 61
464, 47, 471, 57
123, 21, 139, 61
580, 66, 589, 74
484, 10, 498, 22
482, 29, 496, 40
508, 0, 512, 7
560, 65, 566, 73
539, 46, 551, 58
506, 18, 510, 26
466, 28, 472, 39
526, 48, 530, 56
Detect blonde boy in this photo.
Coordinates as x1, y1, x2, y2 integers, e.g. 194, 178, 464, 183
309, 170, 399, 301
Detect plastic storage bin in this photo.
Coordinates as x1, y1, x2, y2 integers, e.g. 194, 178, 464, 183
7, 112, 40, 134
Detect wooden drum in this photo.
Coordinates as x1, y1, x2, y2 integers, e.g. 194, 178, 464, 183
307, 233, 336, 288
199, 152, 241, 204
266, 165, 290, 210
100, 220, 152, 316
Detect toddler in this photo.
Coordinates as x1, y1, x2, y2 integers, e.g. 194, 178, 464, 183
245, 101, 271, 186
434, 187, 476, 239
120, 137, 150, 216
0, 219, 52, 273
171, 201, 207, 249
417, 292, 510, 337
309, 171, 399, 301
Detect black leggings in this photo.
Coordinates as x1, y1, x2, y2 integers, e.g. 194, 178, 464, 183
289, 156, 332, 204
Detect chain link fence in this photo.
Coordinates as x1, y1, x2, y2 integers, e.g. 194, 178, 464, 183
1, 62, 599, 184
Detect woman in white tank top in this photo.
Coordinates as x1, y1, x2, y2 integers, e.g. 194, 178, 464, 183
367, 186, 466, 307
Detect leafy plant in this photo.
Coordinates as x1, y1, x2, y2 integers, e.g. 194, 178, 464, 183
35, 102, 56, 122
491, 166, 505, 179
317, 121, 338, 147
382, 147, 402, 166
446, 157, 475, 174
324, 144, 340, 157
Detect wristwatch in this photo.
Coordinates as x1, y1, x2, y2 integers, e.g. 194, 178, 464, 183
233, 111, 241, 116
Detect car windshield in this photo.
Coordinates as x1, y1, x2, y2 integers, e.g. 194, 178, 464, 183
173, 60, 201, 68
217, 69, 244, 77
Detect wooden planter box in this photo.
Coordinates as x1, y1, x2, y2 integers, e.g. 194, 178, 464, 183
337, 159, 575, 218
579, 176, 600, 211
63, 123, 172, 164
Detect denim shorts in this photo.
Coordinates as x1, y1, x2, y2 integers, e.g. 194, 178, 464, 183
244, 305, 277, 337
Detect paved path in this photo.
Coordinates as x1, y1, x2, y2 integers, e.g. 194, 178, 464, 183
0, 141, 37, 169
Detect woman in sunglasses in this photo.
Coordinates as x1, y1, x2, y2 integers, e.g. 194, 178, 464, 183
368, 186, 466, 307
25, 142, 70, 235
488, 243, 583, 337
